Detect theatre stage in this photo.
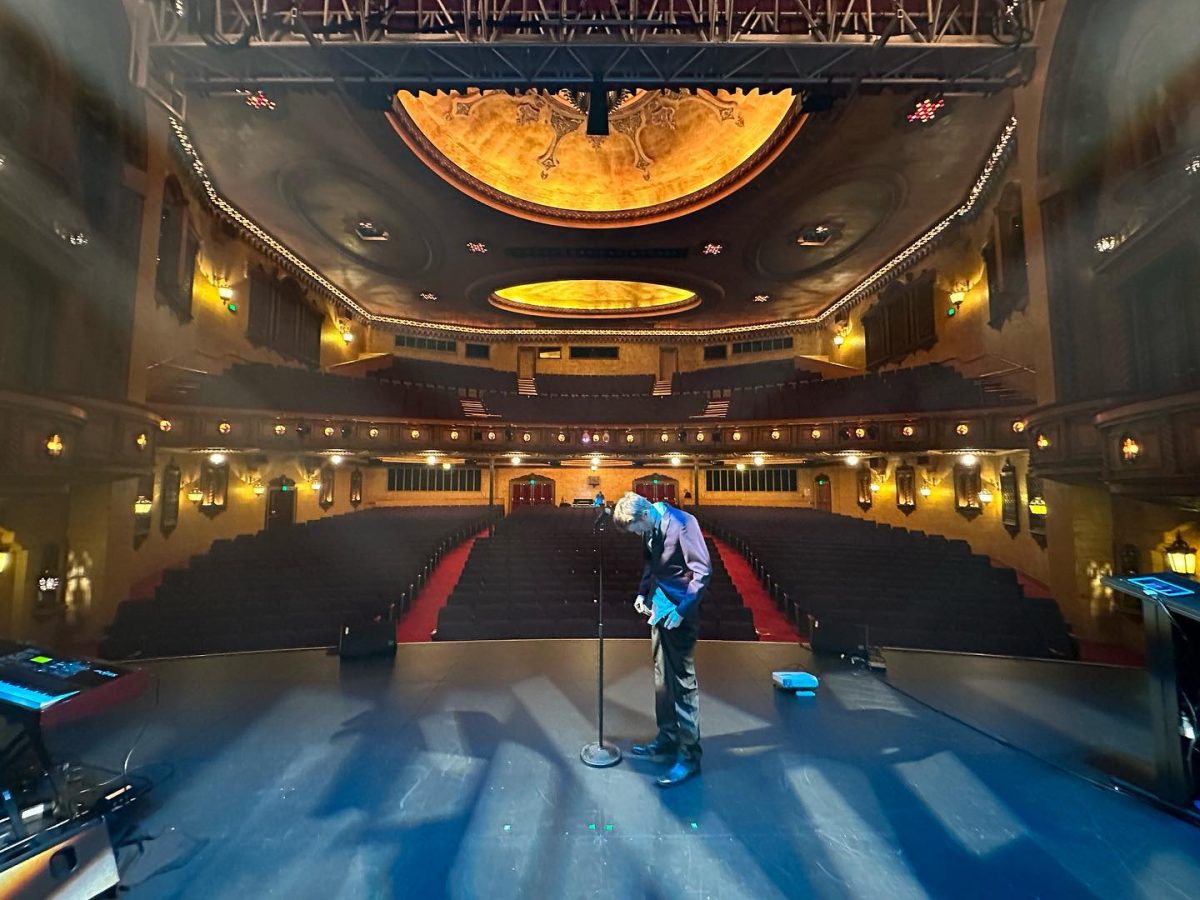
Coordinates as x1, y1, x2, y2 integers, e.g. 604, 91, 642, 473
66, 640, 1200, 898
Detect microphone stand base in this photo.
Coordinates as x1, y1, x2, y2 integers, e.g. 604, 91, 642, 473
580, 741, 622, 768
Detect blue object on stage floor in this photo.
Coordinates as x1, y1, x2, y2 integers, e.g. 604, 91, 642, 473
771, 671, 819, 691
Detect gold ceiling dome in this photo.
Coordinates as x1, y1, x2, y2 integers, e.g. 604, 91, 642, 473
490, 280, 700, 318
389, 88, 803, 227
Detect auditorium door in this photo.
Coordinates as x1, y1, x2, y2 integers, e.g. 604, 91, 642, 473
267, 477, 297, 529
633, 474, 677, 505
813, 474, 832, 512
510, 475, 555, 507
517, 347, 536, 380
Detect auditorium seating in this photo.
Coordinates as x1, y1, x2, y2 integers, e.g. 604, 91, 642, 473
696, 507, 1075, 659
534, 373, 656, 396
673, 359, 806, 394
478, 392, 709, 423
99, 506, 495, 659
435, 507, 759, 641
369, 358, 516, 392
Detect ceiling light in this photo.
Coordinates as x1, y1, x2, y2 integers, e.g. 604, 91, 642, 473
419, 292, 438, 301
426, 454, 438, 466
753, 454, 764, 466
410, 429, 421, 439
845, 454, 860, 467
466, 242, 488, 253
752, 294, 770, 303
208, 452, 226, 465
510, 455, 521, 465
735, 462, 746, 471
959, 453, 978, 467
329, 454, 344, 466
702, 243, 723, 255
1094, 234, 1123, 254
159, 419, 172, 433
368, 427, 380, 438
442, 461, 452, 471
625, 433, 635, 444
241, 89, 276, 111
670, 456, 681, 467
354, 221, 390, 242
907, 96, 945, 124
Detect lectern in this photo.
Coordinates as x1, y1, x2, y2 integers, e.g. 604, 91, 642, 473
1102, 572, 1199, 816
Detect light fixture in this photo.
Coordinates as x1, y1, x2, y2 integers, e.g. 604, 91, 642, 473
845, 454, 860, 467
854, 427, 867, 439
419, 292, 438, 302
218, 421, 232, 435
442, 462, 452, 471
274, 423, 287, 436
702, 243, 723, 255
732, 431, 743, 442
1120, 435, 1141, 463
1012, 420, 1027, 434
448, 429, 459, 441
135, 432, 149, 450
735, 462, 747, 471
133, 496, 153, 516
323, 426, 335, 438
329, 454, 344, 466
752, 294, 770, 303
592, 432, 601, 443
354, 221, 389, 242
341, 329, 354, 344
919, 484, 932, 498
557, 432, 567, 443
770, 429, 781, 441
510, 455, 521, 466
591, 455, 601, 467
696, 431, 706, 443
955, 423, 970, 436
486, 430, 497, 441
310, 480, 321, 492
660, 432, 670, 443
159, 419, 172, 433
810, 428, 823, 440
590, 461, 599, 472
1186, 156, 1200, 177
0, 543, 11, 574
670, 456, 681, 467
868, 482, 880, 493
753, 454, 764, 467
208, 452, 226, 465
368, 427, 380, 439
959, 453, 978, 467
187, 485, 204, 503
522, 432, 532, 443
410, 429, 421, 440
581, 432, 591, 445
242, 89, 276, 110
625, 433, 635, 444
1035, 433, 1051, 450
466, 241, 488, 254
426, 454, 438, 466
1028, 496, 1048, 516
1164, 532, 1197, 577
252, 482, 266, 496
901, 425, 915, 438
1094, 234, 1123, 254
907, 95, 946, 124
832, 333, 845, 347
978, 487, 994, 504
217, 284, 235, 302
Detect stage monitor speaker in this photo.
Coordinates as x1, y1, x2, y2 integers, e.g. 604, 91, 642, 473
0, 816, 119, 900
339, 614, 397, 660
808, 616, 868, 657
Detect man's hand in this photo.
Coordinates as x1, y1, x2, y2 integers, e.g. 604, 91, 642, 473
634, 595, 651, 618
663, 610, 683, 630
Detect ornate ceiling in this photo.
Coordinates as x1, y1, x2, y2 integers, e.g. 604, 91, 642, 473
181, 87, 1014, 335
490, 280, 699, 318
390, 88, 803, 227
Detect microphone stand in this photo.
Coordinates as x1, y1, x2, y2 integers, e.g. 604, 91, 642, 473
581, 506, 621, 768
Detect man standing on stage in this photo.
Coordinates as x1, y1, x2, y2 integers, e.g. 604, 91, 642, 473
611, 492, 710, 787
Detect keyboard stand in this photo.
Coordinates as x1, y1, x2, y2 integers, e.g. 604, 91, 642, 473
0, 715, 70, 820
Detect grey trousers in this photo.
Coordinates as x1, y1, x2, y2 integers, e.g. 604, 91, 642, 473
651, 617, 701, 762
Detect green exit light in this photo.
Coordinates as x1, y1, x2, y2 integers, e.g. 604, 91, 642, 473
227, 302, 238, 313
946, 306, 957, 317
280, 485, 290, 492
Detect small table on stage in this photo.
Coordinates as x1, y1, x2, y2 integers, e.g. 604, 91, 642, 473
1102, 572, 1200, 816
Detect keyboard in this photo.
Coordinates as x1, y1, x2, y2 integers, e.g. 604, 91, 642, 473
0, 642, 148, 727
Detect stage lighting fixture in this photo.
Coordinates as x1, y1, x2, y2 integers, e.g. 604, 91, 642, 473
907, 95, 945, 124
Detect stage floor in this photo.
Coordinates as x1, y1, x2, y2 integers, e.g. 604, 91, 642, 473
64, 641, 1200, 898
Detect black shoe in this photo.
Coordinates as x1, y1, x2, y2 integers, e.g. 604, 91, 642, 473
631, 739, 677, 758
656, 760, 700, 788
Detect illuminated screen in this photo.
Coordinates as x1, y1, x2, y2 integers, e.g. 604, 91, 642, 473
30, 655, 53, 664
1128, 577, 1194, 597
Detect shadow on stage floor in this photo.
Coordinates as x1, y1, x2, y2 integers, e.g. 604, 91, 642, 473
56, 641, 1200, 899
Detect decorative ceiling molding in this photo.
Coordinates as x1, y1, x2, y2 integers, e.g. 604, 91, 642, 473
169, 114, 1018, 343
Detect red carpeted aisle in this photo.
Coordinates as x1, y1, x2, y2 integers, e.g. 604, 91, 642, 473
396, 533, 482, 643
713, 537, 800, 643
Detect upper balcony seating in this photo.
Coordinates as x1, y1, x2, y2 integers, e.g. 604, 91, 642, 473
534, 374, 656, 396
696, 506, 1075, 660
155, 360, 1022, 424
673, 359, 806, 394
435, 506, 758, 641
369, 358, 517, 392
99, 506, 493, 658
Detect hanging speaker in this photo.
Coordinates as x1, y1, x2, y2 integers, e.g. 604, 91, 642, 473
586, 78, 609, 136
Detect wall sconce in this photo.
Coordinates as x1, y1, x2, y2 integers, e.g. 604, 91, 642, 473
1120, 435, 1141, 463
732, 431, 743, 442
0, 543, 11, 574
410, 429, 421, 440
810, 428, 823, 440
45, 434, 64, 458
133, 496, 153, 516
696, 431, 706, 443
522, 432, 532, 443
159, 419, 172, 433
187, 485, 204, 503
978, 487, 994, 504
660, 432, 670, 443
868, 481, 881, 494
322, 426, 335, 438
1011, 420, 1026, 434
341, 329, 354, 344
1035, 433, 1051, 450
368, 427, 380, 439
218, 421, 232, 435
309, 479, 322, 492
919, 483, 932, 498
252, 481, 266, 496
486, 430, 497, 441
1164, 532, 1197, 577
955, 423, 971, 436
770, 429, 781, 440
625, 432, 635, 444
1028, 496, 1048, 516
557, 432, 567, 443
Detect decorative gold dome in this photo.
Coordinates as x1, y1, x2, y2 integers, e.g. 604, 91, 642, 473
490, 280, 700, 318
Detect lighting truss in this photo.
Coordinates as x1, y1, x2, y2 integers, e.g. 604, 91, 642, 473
145, 0, 1041, 93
